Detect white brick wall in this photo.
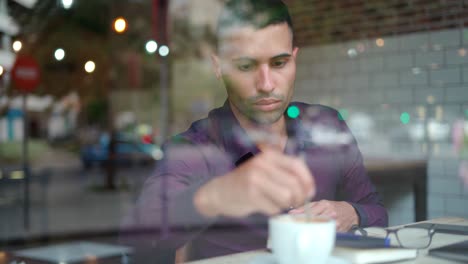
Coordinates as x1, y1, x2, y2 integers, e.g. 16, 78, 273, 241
414, 89, 444, 104
386, 53, 413, 70
430, 68, 461, 86
296, 28, 468, 226
415, 51, 444, 68
445, 48, 468, 65
400, 69, 429, 87
372, 72, 399, 88
430, 29, 461, 48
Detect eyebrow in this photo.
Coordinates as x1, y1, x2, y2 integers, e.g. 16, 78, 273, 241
231, 53, 292, 63
271, 53, 292, 60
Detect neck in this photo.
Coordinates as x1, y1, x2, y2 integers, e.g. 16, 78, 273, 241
229, 101, 288, 151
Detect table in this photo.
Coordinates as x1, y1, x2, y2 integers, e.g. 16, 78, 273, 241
185, 217, 468, 264
365, 158, 427, 222
0, 252, 125, 264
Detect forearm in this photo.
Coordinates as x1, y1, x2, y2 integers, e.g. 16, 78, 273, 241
123, 177, 218, 251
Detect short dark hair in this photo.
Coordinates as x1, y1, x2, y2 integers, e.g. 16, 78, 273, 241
216, 0, 293, 47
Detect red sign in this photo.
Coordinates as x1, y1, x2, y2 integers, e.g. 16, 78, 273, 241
11, 55, 41, 92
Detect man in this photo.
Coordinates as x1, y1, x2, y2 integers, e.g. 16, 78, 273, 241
125, 0, 387, 261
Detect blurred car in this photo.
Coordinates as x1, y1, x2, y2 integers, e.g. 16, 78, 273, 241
80, 131, 162, 169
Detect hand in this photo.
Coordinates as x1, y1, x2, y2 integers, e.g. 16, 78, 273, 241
194, 148, 316, 218
289, 200, 359, 232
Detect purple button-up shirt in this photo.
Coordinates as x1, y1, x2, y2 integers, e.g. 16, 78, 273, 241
125, 101, 388, 261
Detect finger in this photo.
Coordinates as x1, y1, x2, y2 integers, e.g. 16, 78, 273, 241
319, 209, 338, 219
253, 170, 297, 209
335, 222, 344, 232
243, 168, 292, 215
308, 201, 329, 216
254, 153, 308, 207
247, 181, 283, 216
261, 152, 315, 200
336, 221, 348, 232
278, 155, 316, 198
288, 207, 305, 214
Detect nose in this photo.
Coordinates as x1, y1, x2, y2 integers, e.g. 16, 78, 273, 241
256, 64, 274, 93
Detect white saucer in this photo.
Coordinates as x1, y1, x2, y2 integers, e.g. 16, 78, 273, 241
249, 254, 350, 264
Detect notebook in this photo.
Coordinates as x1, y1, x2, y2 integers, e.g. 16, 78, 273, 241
428, 240, 468, 263
332, 246, 417, 264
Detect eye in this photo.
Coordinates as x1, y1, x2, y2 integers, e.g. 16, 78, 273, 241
237, 63, 255, 72
271, 59, 288, 68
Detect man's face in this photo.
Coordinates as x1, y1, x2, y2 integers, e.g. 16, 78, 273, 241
214, 23, 298, 125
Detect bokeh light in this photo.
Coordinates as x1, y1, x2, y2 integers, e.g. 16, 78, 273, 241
62, 0, 73, 9
136, 124, 152, 135
12, 40, 22, 52
159, 45, 170, 57
400, 112, 411, 124
152, 148, 164, 160
113, 17, 127, 33
145, 40, 158, 54
458, 48, 467, 57
84, 61, 95, 73
347, 48, 357, 58
426, 95, 435, 104
376, 38, 385, 47
0, 66, 3, 76
10, 170, 24, 180
412, 67, 422, 75
287, 105, 300, 119
54, 48, 65, 61
338, 109, 349, 121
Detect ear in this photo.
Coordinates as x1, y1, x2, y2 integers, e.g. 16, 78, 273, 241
292, 47, 299, 59
210, 54, 222, 80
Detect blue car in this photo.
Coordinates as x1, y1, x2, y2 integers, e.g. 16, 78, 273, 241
80, 132, 162, 169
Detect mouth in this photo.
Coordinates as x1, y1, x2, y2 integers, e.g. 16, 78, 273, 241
253, 99, 282, 111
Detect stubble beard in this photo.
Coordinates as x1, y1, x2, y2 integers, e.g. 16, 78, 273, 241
234, 99, 286, 125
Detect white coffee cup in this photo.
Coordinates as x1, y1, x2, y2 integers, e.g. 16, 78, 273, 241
269, 214, 336, 264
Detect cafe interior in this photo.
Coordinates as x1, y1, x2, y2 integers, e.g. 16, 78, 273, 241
1, 0, 468, 263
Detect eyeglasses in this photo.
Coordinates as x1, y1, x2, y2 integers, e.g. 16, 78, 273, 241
350, 224, 436, 249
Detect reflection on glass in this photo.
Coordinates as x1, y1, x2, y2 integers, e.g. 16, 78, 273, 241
400, 112, 410, 124
10, 170, 24, 180
458, 48, 467, 57
347, 48, 357, 58
408, 122, 425, 141
338, 109, 349, 121
426, 95, 435, 104
159, 45, 170, 57
417, 106, 426, 119
412, 67, 422, 75
435, 106, 443, 121
376, 38, 384, 47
